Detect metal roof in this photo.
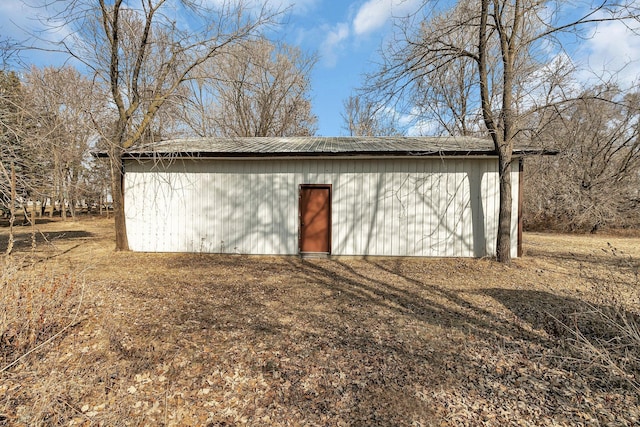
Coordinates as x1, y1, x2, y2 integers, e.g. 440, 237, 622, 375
96, 136, 554, 158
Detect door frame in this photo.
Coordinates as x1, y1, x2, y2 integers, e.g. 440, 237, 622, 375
298, 184, 332, 254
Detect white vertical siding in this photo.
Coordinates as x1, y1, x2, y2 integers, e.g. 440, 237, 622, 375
124, 157, 520, 257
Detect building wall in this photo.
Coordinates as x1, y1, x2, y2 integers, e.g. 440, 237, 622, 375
123, 157, 519, 257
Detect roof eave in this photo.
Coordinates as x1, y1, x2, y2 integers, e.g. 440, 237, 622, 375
92, 146, 558, 159
118, 150, 503, 159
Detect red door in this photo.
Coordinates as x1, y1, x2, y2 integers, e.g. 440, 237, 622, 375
299, 185, 331, 253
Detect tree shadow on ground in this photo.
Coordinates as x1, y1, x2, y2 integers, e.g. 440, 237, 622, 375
298, 257, 550, 346
0, 217, 58, 227
101, 252, 640, 425
484, 287, 640, 350
0, 230, 93, 253
526, 246, 640, 270
481, 288, 591, 339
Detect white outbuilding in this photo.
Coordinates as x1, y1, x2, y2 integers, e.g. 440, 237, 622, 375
117, 136, 544, 257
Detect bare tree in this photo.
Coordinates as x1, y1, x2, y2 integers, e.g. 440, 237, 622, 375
0, 67, 27, 253
366, 0, 640, 262
0, 70, 25, 199
38, 0, 279, 250
22, 66, 100, 220
341, 94, 401, 136
409, 5, 494, 137
525, 84, 640, 232
185, 39, 317, 137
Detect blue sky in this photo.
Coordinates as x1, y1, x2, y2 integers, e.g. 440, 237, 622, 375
1, 0, 639, 136
282, 0, 427, 135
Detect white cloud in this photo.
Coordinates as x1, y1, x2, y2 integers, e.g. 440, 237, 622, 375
0, 0, 76, 67
317, 0, 423, 67
390, 106, 435, 136
580, 19, 640, 87
274, 0, 320, 15
320, 22, 350, 67
519, 52, 582, 109
352, 0, 422, 36
203, 0, 318, 15
0, 0, 34, 39
0, 0, 24, 14
403, 111, 439, 136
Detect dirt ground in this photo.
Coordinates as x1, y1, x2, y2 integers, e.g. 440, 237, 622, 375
0, 217, 639, 426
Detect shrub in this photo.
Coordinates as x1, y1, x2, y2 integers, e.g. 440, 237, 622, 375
555, 244, 640, 392
0, 258, 83, 370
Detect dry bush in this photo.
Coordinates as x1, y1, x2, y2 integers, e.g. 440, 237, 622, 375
523, 87, 640, 234
553, 244, 640, 392
0, 258, 83, 370
523, 153, 640, 233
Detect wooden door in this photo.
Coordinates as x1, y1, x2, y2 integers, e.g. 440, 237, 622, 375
299, 185, 331, 253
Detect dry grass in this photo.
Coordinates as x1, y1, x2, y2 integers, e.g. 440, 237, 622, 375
0, 218, 639, 426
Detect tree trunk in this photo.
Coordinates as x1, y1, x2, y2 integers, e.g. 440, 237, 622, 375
478, 0, 513, 263
496, 151, 512, 263
109, 146, 129, 251
494, 0, 518, 264
6, 163, 16, 255
30, 204, 36, 227
61, 176, 67, 221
